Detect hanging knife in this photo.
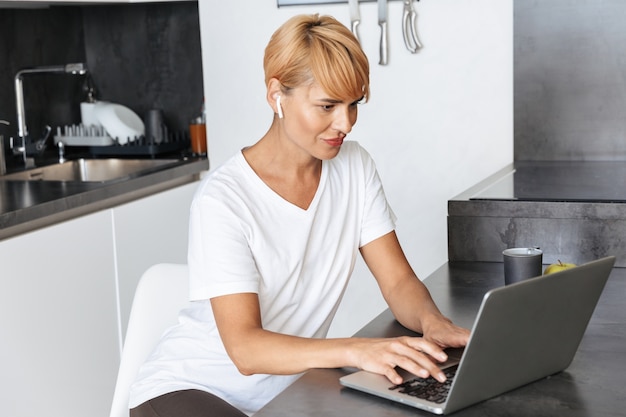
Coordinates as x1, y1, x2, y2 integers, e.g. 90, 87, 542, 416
349, 0, 361, 43
378, 0, 388, 65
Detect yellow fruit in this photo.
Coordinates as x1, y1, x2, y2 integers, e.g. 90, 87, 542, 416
544, 260, 577, 275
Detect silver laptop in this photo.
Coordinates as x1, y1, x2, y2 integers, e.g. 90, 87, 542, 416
340, 256, 616, 415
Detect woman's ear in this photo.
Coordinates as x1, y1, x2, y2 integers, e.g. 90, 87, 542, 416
267, 78, 283, 118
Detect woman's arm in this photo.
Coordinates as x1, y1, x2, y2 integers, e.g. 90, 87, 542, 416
359, 231, 470, 348
210, 231, 468, 385
211, 291, 450, 384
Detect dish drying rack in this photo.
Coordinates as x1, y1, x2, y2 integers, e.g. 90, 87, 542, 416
54, 125, 114, 146
54, 124, 190, 157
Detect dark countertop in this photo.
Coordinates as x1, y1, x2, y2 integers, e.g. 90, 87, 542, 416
471, 161, 626, 203
449, 161, 626, 220
447, 162, 626, 268
255, 261, 626, 417
0, 157, 209, 241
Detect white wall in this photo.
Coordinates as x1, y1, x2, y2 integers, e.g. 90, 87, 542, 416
198, 0, 513, 337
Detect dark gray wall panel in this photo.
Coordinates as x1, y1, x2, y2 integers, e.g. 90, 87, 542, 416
514, 0, 626, 161
0, 3, 202, 169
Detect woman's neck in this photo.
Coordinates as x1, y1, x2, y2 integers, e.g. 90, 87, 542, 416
243, 132, 322, 210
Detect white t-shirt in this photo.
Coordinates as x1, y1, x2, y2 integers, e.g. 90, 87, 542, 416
129, 141, 396, 415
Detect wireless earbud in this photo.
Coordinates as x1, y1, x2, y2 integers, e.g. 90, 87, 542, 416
276, 95, 284, 119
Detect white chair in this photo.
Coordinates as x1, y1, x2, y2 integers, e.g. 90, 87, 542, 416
109, 263, 190, 417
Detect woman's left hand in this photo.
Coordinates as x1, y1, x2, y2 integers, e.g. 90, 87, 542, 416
421, 316, 470, 348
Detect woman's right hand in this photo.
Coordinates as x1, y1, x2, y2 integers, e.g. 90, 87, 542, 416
348, 336, 449, 385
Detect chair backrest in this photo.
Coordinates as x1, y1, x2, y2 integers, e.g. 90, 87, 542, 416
109, 263, 189, 417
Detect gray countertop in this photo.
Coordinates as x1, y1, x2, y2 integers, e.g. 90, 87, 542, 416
0, 157, 209, 241
255, 261, 626, 416
449, 161, 626, 220
447, 161, 626, 268
472, 161, 626, 203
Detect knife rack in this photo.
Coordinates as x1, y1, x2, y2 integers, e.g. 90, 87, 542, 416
278, 0, 402, 6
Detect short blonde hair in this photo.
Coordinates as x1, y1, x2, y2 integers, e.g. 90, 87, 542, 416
264, 14, 370, 102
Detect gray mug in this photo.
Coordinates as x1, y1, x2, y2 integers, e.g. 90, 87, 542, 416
145, 109, 166, 144
503, 247, 543, 285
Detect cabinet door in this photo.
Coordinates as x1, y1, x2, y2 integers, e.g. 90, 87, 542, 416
112, 181, 198, 342
0, 210, 119, 417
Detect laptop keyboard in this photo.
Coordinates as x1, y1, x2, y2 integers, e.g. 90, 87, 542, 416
388, 365, 458, 404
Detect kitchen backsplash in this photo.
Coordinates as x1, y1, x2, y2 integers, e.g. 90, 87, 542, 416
514, 0, 626, 161
0, 2, 203, 159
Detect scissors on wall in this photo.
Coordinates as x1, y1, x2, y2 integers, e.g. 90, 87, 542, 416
403, 0, 423, 53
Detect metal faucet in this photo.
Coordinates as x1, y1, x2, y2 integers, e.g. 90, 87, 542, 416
13, 63, 88, 166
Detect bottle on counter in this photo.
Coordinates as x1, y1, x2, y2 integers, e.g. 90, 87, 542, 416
189, 99, 207, 156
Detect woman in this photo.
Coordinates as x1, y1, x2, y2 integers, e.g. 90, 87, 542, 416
130, 14, 469, 417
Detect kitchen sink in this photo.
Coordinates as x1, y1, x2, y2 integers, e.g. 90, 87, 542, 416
0, 158, 181, 183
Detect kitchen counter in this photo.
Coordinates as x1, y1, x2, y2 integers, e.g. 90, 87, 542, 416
470, 160, 626, 202
447, 161, 626, 267
0, 156, 209, 240
255, 261, 626, 417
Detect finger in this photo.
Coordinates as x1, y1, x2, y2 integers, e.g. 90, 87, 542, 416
404, 337, 448, 363
384, 366, 404, 385
387, 340, 447, 383
395, 353, 447, 383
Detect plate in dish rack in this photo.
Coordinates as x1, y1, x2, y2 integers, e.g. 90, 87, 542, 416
94, 101, 145, 145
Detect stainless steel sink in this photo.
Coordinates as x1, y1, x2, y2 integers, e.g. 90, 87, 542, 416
0, 158, 181, 183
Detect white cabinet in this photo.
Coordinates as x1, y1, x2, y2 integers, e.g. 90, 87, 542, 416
0, 210, 119, 417
113, 181, 197, 344
0, 180, 200, 417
